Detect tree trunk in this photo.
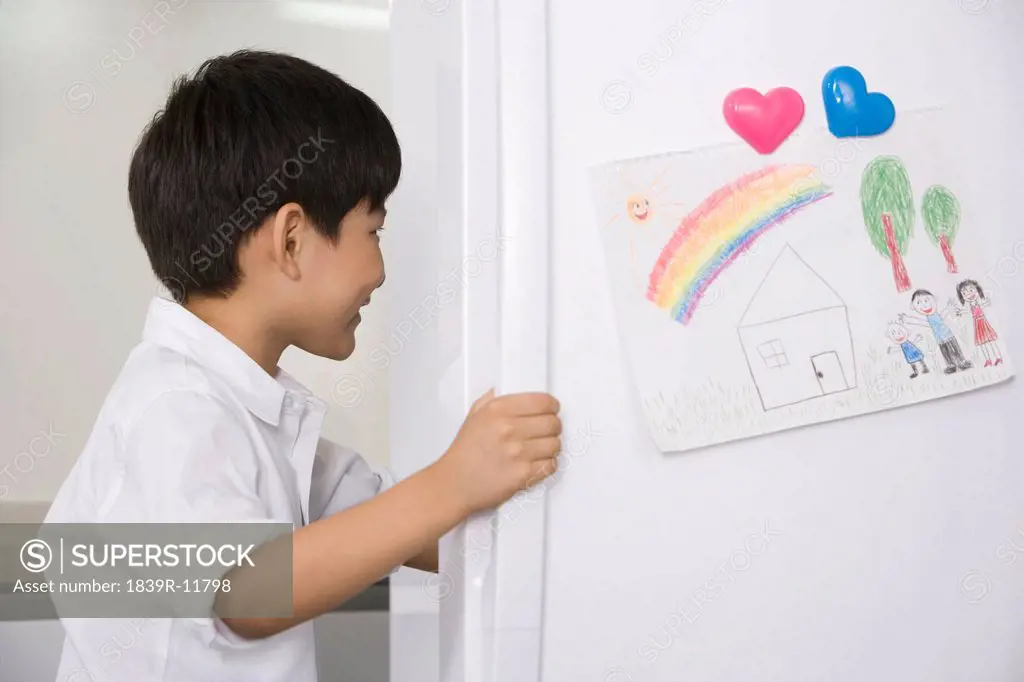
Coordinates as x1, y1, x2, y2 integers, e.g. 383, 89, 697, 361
939, 234, 958, 273
882, 212, 911, 292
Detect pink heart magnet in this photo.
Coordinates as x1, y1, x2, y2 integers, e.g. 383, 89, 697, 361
723, 87, 805, 155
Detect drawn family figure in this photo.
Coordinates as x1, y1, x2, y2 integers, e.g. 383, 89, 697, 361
899, 289, 972, 374
953, 278, 1004, 367
885, 322, 929, 378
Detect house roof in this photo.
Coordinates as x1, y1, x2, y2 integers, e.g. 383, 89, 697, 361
738, 245, 845, 327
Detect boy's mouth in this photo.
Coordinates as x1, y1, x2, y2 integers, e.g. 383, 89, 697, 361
349, 298, 371, 326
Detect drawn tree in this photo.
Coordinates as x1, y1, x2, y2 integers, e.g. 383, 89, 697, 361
860, 156, 915, 292
921, 185, 962, 273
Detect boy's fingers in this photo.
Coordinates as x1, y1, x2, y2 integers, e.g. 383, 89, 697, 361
495, 392, 560, 416
514, 414, 562, 440
527, 456, 559, 485
471, 388, 496, 413
524, 436, 562, 461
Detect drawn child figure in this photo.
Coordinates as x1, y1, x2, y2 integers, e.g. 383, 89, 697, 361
899, 289, 973, 374
953, 278, 1003, 367
886, 321, 929, 378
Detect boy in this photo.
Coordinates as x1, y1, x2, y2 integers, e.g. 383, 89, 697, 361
885, 321, 929, 378
43, 50, 562, 681
899, 289, 972, 374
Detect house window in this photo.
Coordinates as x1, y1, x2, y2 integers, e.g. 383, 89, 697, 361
758, 340, 788, 368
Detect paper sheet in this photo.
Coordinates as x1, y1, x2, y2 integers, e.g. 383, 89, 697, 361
589, 109, 1014, 452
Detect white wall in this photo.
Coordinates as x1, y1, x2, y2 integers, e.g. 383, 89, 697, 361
0, 2, 397, 680
0, 0, 394, 504
386, 2, 471, 680
542, 1, 1024, 680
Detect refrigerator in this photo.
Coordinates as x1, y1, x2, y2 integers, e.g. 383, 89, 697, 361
387, 1, 1024, 680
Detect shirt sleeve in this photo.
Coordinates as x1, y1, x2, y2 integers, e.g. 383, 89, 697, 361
111, 390, 275, 524
307, 438, 397, 522
307, 440, 404, 578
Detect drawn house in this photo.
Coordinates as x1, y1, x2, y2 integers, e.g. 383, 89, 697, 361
738, 246, 856, 411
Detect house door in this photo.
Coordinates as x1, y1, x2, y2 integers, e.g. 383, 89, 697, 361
811, 352, 847, 394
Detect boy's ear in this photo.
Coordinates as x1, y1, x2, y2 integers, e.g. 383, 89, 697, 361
268, 203, 308, 280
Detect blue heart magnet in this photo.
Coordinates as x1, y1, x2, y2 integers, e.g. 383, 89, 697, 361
822, 66, 895, 138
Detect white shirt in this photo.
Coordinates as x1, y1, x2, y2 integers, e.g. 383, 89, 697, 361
44, 296, 395, 682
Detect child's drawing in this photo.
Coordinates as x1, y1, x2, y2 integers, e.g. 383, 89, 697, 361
922, 186, 962, 274
738, 246, 855, 410
860, 156, 915, 293
899, 289, 973, 374
647, 165, 832, 326
589, 109, 1014, 453
885, 321, 929, 378
952, 278, 1004, 366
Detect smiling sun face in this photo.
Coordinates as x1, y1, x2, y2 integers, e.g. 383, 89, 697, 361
627, 195, 651, 224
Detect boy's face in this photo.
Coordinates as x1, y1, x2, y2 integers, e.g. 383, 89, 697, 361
912, 294, 936, 315
286, 201, 386, 361
887, 324, 907, 343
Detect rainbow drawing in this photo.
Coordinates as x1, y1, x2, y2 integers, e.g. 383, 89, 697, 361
647, 165, 833, 325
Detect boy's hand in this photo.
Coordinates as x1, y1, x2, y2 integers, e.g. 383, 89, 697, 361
436, 389, 562, 515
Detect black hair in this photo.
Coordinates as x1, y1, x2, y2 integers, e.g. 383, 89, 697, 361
910, 289, 933, 303
128, 50, 402, 302
956, 279, 985, 305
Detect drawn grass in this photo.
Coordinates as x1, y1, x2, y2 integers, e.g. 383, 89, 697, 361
641, 311, 1011, 450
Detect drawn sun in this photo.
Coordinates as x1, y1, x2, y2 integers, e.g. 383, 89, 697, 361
602, 165, 686, 231
600, 165, 689, 289
626, 194, 652, 223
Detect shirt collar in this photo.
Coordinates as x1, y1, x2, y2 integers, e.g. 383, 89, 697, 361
142, 296, 294, 426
